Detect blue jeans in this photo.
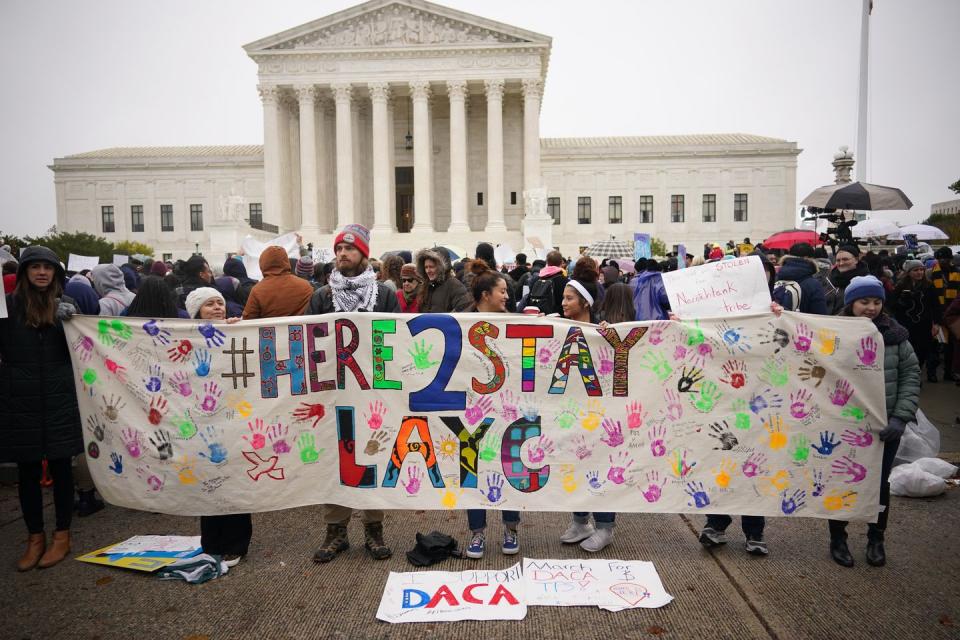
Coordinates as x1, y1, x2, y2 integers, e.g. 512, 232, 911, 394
467, 509, 520, 532
573, 512, 616, 529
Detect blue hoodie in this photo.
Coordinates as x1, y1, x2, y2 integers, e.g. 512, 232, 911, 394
64, 274, 101, 315
774, 257, 828, 315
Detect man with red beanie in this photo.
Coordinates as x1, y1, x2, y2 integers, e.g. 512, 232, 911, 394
305, 223, 397, 563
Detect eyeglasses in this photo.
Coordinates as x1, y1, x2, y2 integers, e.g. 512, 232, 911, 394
401, 278, 417, 283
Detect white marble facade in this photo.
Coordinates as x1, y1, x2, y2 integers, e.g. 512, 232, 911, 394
50, 0, 800, 260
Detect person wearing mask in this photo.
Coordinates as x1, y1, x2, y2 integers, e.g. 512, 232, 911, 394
463, 261, 521, 559
930, 247, 959, 382
772, 243, 828, 314
891, 259, 942, 382
306, 224, 397, 563
415, 247, 470, 313
396, 263, 421, 312
1, 247, 83, 570
91, 264, 135, 316
556, 271, 617, 552
242, 247, 314, 320
828, 276, 920, 567
184, 288, 245, 566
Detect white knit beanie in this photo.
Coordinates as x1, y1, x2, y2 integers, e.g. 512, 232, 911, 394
185, 287, 224, 319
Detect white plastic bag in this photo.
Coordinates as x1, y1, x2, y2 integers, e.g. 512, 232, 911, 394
889, 463, 946, 498
912, 457, 958, 479
894, 409, 940, 465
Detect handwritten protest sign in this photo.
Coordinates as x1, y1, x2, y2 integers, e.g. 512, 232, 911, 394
63, 311, 886, 521
523, 558, 673, 609
634, 233, 651, 260
376, 564, 526, 622
67, 253, 100, 273
661, 256, 771, 317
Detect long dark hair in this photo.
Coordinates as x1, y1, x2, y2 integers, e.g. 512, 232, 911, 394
14, 266, 62, 328
599, 282, 635, 324
126, 276, 179, 319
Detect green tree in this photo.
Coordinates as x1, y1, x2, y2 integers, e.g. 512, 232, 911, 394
651, 237, 667, 257
24, 231, 115, 264
0, 232, 28, 256
949, 179, 960, 195
113, 240, 155, 258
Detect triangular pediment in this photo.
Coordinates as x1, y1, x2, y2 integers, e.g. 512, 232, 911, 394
244, 0, 551, 52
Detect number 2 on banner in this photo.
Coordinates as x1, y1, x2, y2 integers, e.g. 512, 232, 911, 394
407, 315, 466, 412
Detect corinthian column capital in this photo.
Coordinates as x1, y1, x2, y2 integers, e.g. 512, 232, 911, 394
446, 79, 468, 101
409, 80, 432, 102
331, 83, 353, 104
257, 84, 281, 105
294, 85, 318, 103
368, 82, 391, 103
484, 79, 505, 101
521, 78, 543, 101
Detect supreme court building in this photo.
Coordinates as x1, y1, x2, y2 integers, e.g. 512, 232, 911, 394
50, 0, 801, 261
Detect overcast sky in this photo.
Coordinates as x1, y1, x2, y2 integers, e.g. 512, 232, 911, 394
0, 0, 956, 237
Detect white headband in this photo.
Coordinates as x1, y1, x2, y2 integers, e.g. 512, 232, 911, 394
567, 280, 595, 307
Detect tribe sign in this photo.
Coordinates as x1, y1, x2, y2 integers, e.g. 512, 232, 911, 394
64, 311, 887, 521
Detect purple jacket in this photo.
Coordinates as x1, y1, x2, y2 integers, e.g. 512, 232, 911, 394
631, 271, 670, 321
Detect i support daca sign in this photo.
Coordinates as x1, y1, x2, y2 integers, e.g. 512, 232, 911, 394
64, 311, 887, 522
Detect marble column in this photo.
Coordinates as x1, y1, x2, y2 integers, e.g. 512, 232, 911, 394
332, 83, 354, 228
410, 80, 433, 233
370, 82, 393, 235
484, 79, 506, 233
446, 80, 469, 233
257, 85, 282, 227
296, 85, 319, 236
521, 79, 544, 193
315, 97, 331, 233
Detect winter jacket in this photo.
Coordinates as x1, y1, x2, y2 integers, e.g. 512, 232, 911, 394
91, 264, 135, 316
631, 271, 670, 321
891, 282, 941, 343
773, 258, 828, 315
415, 248, 470, 313
873, 314, 921, 425
824, 262, 869, 314
64, 274, 101, 315
222, 259, 258, 307
518, 269, 568, 315
0, 248, 83, 463
307, 281, 400, 314
397, 290, 420, 313
243, 246, 315, 320
930, 263, 960, 308
214, 276, 246, 318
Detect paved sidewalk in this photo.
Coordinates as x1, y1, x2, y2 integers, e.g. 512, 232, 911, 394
3, 384, 959, 640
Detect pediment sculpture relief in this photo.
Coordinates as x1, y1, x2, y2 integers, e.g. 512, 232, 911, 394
269, 4, 528, 50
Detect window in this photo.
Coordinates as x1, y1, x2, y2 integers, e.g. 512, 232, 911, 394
101, 206, 115, 233
190, 204, 203, 231
639, 195, 653, 223
671, 195, 685, 223
734, 193, 748, 221
477, 192, 484, 206
160, 204, 174, 232
578, 196, 591, 224
608, 196, 623, 224
510, 191, 517, 205
131, 205, 144, 232
162, 253, 172, 262
249, 203, 262, 227
547, 197, 560, 225
702, 194, 716, 222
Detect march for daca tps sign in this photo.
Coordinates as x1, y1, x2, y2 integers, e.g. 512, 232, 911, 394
662, 256, 771, 317
63, 311, 887, 522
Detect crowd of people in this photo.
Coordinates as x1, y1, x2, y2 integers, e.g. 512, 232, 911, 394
1, 223, 958, 573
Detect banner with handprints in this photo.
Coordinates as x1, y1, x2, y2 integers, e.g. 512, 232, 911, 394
63, 311, 887, 521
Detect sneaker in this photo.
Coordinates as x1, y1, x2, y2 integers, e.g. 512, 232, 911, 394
560, 520, 595, 544
222, 554, 243, 567
580, 528, 614, 553
466, 532, 486, 559
745, 538, 769, 556
698, 526, 728, 548
502, 529, 519, 555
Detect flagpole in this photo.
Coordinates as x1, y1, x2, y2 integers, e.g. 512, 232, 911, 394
856, 0, 871, 185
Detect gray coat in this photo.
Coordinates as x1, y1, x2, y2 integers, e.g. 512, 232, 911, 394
877, 315, 921, 424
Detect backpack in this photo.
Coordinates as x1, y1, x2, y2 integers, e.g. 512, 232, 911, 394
526, 276, 558, 315
773, 280, 803, 311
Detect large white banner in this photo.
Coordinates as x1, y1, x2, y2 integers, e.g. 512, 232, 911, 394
63, 311, 887, 521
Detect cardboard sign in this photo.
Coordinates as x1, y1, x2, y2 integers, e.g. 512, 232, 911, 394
67, 253, 100, 273
523, 558, 673, 609
661, 256, 771, 318
377, 564, 526, 622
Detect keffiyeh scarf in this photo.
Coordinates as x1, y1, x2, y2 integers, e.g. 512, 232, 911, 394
328, 267, 379, 312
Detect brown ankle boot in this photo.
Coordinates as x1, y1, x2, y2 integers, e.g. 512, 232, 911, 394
17, 533, 46, 571
38, 530, 71, 569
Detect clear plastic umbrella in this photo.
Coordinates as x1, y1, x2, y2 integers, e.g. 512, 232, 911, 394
887, 224, 949, 241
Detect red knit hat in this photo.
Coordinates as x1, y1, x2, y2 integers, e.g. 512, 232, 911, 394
334, 223, 370, 258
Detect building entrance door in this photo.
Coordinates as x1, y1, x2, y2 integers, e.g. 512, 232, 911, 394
395, 166, 413, 233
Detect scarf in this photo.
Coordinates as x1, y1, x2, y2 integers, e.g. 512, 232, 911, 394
328, 266, 379, 312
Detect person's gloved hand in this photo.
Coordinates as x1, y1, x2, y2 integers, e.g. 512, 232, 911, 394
55, 299, 76, 321
879, 416, 906, 441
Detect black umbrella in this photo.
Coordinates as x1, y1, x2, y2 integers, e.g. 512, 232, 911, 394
801, 181, 912, 211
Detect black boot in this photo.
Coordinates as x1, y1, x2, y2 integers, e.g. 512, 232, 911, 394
363, 521, 392, 560
76, 489, 104, 517
830, 537, 854, 568
866, 527, 886, 567
313, 524, 349, 563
